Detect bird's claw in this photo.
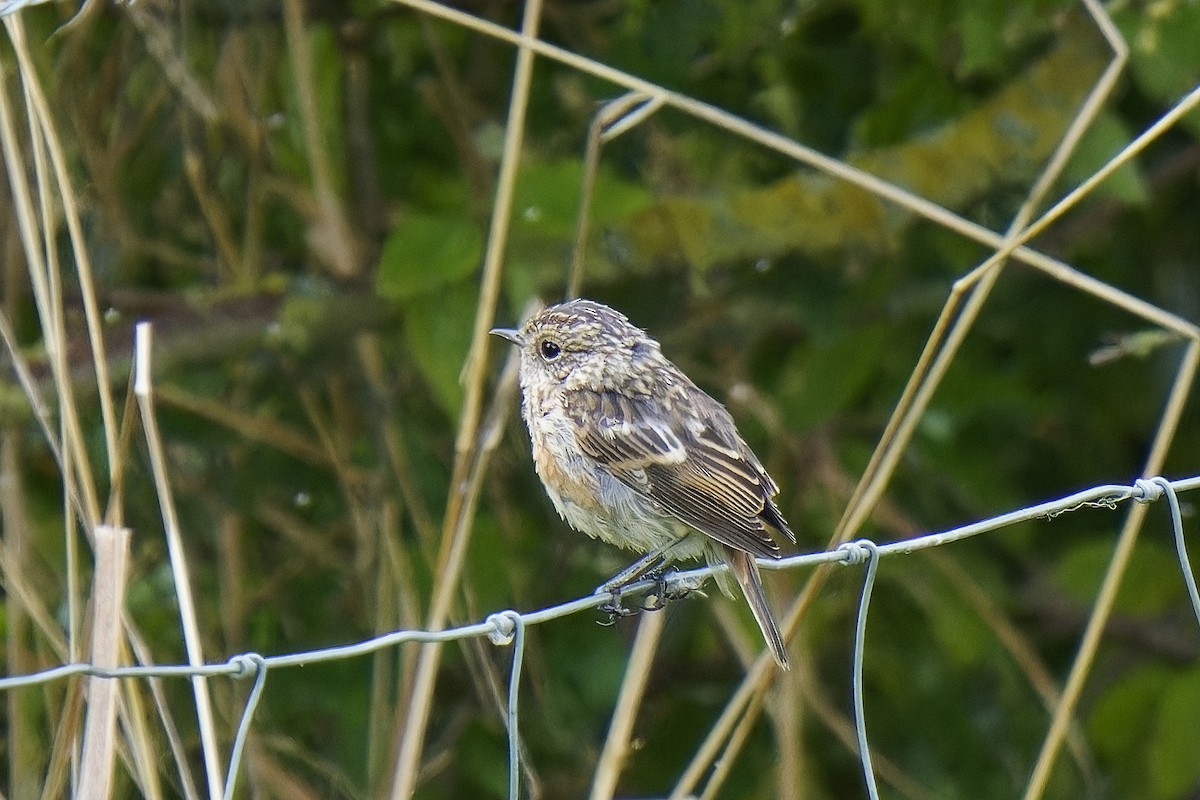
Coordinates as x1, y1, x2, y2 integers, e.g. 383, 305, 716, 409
596, 569, 702, 623
597, 596, 639, 625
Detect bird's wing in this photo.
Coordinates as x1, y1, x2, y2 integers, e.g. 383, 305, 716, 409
563, 388, 791, 559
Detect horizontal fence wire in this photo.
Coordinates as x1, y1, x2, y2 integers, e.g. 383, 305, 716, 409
1, 475, 1197, 799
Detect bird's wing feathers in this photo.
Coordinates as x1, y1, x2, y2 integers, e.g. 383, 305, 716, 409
564, 388, 792, 559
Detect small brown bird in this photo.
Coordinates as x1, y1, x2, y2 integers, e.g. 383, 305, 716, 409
492, 299, 793, 669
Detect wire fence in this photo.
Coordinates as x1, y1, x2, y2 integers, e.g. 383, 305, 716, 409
2, 0, 1200, 798
1, 473, 1197, 800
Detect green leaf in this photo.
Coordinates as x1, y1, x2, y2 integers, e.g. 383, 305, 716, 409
1063, 112, 1148, 205
404, 280, 478, 417
778, 321, 890, 429
1117, 1, 1200, 136
1087, 663, 1168, 780
1054, 540, 1182, 615
377, 213, 483, 300
459, 720, 510, 798
852, 61, 965, 148
930, 592, 991, 666
1151, 667, 1200, 798
513, 159, 653, 240
958, 1, 1009, 77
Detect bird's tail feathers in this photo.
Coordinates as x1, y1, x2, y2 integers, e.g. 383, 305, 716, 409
726, 548, 790, 670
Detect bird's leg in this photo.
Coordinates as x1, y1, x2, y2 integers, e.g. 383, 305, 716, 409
596, 537, 686, 620
597, 555, 664, 622
641, 571, 672, 611
598, 551, 669, 595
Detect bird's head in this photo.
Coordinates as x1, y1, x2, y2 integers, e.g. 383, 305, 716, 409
491, 299, 661, 392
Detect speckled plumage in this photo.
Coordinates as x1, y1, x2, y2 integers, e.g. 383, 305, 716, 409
493, 299, 793, 669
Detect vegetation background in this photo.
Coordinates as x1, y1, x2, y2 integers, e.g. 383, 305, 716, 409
1, 0, 1199, 798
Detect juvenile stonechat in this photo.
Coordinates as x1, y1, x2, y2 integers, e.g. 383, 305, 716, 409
492, 299, 793, 669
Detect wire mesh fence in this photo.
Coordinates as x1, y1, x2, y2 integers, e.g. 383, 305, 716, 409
2, 0, 1200, 798
2, 470, 1197, 799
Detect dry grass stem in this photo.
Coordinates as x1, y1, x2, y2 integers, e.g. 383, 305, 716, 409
7, 14, 120, 484
589, 610, 666, 800
568, 91, 662, 300
699, 686, 768, 800
0, 45, 101, 531
115, 676, 165, 800
78, 525, 131, 800
125, 626, 204, 800
283, 0, 360, 279
134, 323, 224, 799
387, 0, 544, 789
154, 384, 336, 470
928, 553, 1099, 791
1006, 0, 1127, 233
389, 341, 523, 798
355, 334, 440, 545
395, 0, 1129, 284
3, 430, 40, 794
183, 149, 244, 283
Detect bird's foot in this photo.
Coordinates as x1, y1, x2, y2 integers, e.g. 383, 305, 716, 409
641, 572, 677, 611
642, 572, 705, 611
596, 565, 705, 622
597, 596, 640, 626
595, 565, 668, 623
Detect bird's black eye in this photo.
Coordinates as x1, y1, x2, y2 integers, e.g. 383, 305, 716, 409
540, 339, 562, 360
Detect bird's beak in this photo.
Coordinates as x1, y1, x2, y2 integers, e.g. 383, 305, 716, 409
489, 327, 522, 345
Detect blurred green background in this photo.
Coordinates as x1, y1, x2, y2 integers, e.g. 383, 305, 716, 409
1, 0, 1199, 798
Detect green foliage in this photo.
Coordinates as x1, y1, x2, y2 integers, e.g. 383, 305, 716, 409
1116, 0, 1200, 136
377, 212, 484, 299
4, 0, 1199, 798
1149, 667, 1200, 798
403, 279, 479, 417
1054, 540, 1185, 615
513, 159, 654, 240
777, 320, 892, 430
1063, 112, 1150, 204
1088, 663, 1200, 799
